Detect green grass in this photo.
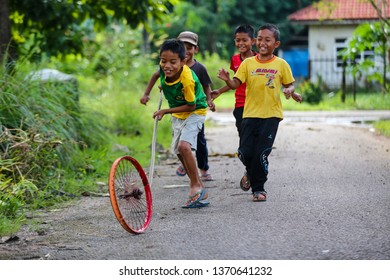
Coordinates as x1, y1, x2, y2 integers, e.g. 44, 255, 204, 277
0, 217, 23, 236
282, 91, 390, 111
78, 75, 173, 168
373, 120, 390, 138
213, 90, 390, 111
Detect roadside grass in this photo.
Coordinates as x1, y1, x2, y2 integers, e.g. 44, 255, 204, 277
78, 74, 173, 168
213, 90, 390, 139
373, 120, 390, 138
213, 90, 390, 111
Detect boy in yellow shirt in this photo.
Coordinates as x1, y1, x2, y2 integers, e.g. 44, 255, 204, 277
218, 23, 302, 202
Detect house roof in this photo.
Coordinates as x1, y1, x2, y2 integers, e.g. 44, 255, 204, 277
288, 0, 390, 22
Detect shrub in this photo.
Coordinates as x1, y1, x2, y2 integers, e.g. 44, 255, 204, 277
0, 60, 109, 229
298, 80, 323, 105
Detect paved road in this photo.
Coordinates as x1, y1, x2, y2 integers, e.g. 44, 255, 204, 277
1, 111, 390, 261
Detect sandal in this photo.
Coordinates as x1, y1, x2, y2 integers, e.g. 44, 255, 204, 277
201, 173, 213, 181
181, 188, 208, 208
176, 165, 186, 176
240, 173, 251, 191
253, 191, 267, 202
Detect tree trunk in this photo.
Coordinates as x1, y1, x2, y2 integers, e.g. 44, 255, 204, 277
341, 60, 346, 103
0, 0, 13, 63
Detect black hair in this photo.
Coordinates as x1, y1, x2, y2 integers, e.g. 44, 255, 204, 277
235, 24, 255, 38
258, 23, 280, 41
160, 39, 186, 60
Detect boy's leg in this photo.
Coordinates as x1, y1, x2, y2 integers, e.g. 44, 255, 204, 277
172, 115, 207, 201
195, 124, 211, 180
178, 142, 202, 190
238, 118, 279, 193
233, 107, 245, 188
233, 107, 244, 138
238, 118, 256, 188
251, 118, 279, 193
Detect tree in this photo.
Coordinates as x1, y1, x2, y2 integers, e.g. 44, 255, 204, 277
227, 0, 313, 55
1, 0, 177, 61
147, 0, 235, 59
368, 0, 390, 93
0, 0, 13, 63
344, 22, 389, 94
343, 0, 389, 95
147, 0, 313, 59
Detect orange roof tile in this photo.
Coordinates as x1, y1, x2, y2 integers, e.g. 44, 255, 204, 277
288, 0, 390, 21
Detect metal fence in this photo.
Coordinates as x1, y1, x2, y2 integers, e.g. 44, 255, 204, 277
307, 57, 382, 92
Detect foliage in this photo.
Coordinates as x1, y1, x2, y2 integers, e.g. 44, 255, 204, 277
128, 0, 313, 60
4, 0, 315, 62
297, 80, 324, 105
7, 0, 178, 59
226, 0, 312, 56
150, 0, 234, 58
0, 60, 108, 231
342, 22, 389, 93
373, 120, 390, 138
0, 215, 23, 236
75, 24, 173, 167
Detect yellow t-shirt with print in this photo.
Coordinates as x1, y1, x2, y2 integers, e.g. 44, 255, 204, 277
234, 55, 295, 119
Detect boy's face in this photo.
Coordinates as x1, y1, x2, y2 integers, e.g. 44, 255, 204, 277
183, 42, 198, 63
160, 50, 185, 81
256, 29, 280, 56
234, 32, 255, 54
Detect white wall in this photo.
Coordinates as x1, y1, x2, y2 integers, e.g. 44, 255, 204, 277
308, 24, 358, 88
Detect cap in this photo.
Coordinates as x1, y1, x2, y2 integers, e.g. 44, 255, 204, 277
177, 31, 198, 46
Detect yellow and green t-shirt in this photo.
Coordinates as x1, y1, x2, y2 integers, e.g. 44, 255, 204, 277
160, 65, 207, 119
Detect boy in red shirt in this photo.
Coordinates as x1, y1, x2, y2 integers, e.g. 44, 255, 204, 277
211, 24, 257, 191
212, 24, 257, 137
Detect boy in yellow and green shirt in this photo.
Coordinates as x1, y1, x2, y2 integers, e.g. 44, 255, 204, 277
149, 38, 209, 208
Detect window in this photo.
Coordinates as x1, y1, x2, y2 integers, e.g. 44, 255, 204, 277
335, 38, 347, 69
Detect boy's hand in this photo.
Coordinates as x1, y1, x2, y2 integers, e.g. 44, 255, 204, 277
153, 110, 164, 121
210, 89, 221, 100
217, 68, 230, 81
207, 99, 216, 112
292, 92, 303, 103
282, 87, 294, 99
140, 94, 150, 105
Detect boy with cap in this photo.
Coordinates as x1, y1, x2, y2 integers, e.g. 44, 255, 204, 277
141, 31, 215, 182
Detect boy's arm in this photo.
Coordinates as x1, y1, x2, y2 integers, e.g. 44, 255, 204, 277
140, 71, 159, 105
153, 104, 196, 120
282, 83, 302, 103
210, 85, 231, 100
217, 68, 241, 89
203, 85, 216, 112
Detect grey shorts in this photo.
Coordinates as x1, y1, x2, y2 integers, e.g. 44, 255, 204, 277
171, 114, 205, 154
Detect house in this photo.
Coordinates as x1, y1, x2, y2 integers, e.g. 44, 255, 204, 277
287, 0, 390, 89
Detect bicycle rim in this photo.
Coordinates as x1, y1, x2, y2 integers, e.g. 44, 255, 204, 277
108, 156, 152, 234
